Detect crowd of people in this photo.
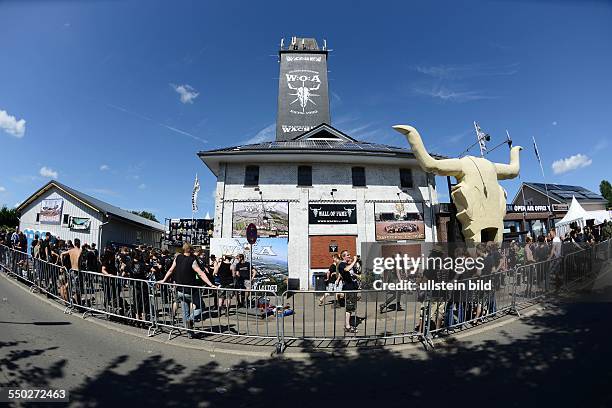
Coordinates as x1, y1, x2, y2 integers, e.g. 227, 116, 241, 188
0, 229, 263, 337
0, 221, 610, 337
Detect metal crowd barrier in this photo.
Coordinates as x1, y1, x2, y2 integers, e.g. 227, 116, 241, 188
0, 240, 610, 353
281, 288, 423, 343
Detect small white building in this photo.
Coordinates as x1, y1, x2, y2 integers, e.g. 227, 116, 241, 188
17, 181, 165, 250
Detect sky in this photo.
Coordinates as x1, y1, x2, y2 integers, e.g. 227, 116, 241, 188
1, 0, 611, 222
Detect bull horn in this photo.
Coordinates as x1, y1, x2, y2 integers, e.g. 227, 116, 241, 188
494, 146, 523, 180
393, 125, 464, 177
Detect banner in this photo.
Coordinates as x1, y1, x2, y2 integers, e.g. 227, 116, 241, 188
276, 50, 331, 140
70, 217, 90, 230
167, 218, 214, 246
232, 202, 289, 237
192, 174, 200, 212
308, 204, 357, 224
210, 237, 288, 277
40, 198, 63, 224
374, 202, 425, 241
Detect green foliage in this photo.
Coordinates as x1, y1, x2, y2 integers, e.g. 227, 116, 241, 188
130, 210, 159, 223
600, 180, 612, 208
0, 206, 19, 229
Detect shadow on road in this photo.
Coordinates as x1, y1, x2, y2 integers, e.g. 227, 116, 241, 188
2, 292, 612, 406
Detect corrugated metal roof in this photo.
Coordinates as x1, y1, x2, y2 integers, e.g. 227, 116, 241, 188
18, 181, 165, 232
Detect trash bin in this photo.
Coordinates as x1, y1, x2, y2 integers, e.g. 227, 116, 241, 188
312, 272, 326, 291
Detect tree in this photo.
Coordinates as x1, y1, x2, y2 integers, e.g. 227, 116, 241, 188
130, 210, 159, 223
600, 180, 612, 209
0, 206, 19, 228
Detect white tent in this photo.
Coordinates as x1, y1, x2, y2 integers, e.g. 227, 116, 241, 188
556, 196, 611, 235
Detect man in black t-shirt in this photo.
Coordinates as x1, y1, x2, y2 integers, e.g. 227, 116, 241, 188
100, 247, 120, 310
232, 253, 257, 308
158, 243, 215, 337
39, 233, 51, 261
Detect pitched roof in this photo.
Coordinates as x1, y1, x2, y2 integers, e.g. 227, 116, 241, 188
199, 123, 446, 157
17, 181, 165, 232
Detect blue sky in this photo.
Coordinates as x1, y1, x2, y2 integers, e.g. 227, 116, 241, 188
1, 0, 611, 221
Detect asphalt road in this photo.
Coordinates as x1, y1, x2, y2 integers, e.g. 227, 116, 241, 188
2, 265, 612, 407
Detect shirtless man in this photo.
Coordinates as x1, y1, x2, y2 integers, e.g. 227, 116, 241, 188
61, 238, 82, 271
61, 238, 83, 305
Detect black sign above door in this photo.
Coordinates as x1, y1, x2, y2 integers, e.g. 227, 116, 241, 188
309, 204, 357, 224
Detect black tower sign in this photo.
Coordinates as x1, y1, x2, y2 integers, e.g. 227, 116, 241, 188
276, 37, 331, 141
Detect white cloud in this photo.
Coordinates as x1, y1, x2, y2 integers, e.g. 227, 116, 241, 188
413, 86, 494, 102
552, 154, 592, 174
99, 164, 110, 171
0, 186, 6, 192
552, 121, 558, 126
0, 109, 26, 138
592, 139, 609, 153
138, 183, 147, 190
243, 123, 275, 144
39, 166, 58, 179
413, 63, 519, 79
170, 83, 199, 104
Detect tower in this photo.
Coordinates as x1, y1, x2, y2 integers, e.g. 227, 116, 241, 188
276, 37, 331, 141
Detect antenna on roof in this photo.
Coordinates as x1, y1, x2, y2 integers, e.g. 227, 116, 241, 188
301, 38, 305, 49
323, 39, 327, 51
280, 38, 284, 49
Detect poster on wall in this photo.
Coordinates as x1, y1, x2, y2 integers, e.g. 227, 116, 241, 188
40, 198, 63, 224
167, 219, 213, 246
308, 204, 357, 224
210, 237, 288, 278
232, 202, 289, 237
374, 202, 425, 241
70, 217, 90, 230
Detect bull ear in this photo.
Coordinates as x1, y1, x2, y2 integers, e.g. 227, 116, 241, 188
495, 146, 522, 180
393, 125, 464, 177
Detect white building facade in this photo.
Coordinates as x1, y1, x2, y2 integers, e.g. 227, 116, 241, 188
200, 125, 439, 289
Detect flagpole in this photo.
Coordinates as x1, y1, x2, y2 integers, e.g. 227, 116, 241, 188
506, 130, 530, 238
533, 136, 554, 231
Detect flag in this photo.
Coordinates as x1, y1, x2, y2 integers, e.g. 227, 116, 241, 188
474, 121, 489, 156
192, 174, 200, 212
532, 136, 542, 164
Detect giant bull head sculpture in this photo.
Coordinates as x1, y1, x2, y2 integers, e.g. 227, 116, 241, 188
393, 125, 522, 243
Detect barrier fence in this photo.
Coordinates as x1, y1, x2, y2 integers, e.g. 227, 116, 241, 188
0, 240, 610, 354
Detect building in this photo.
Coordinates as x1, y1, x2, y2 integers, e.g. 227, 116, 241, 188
198, 37, 440, 289
17, 181, 165, 250
504, 182, 608, 238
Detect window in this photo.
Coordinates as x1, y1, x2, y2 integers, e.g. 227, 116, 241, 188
62, 214, 70, 225
352, 166, 366, 187
297, 165, 312, 186
400, 168, 413, 188
36, 213, 40, 222
244, 165, 259, 186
